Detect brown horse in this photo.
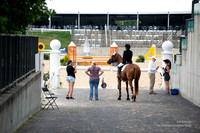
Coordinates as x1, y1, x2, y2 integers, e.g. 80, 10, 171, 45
107, 52, 141, 102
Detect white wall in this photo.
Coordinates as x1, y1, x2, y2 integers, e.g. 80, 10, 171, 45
0, 72, 41, 133
171, 14, 200, 107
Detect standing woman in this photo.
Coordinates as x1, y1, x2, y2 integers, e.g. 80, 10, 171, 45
85, 61, 104, 100
162, 59, 171, 94
66, 60, 77, 99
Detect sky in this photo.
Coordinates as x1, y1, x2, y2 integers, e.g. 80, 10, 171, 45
46, 0, 193, 14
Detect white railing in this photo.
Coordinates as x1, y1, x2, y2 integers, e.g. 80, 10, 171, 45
53, 66, 110, 89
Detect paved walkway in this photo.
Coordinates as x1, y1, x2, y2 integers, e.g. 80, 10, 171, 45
17, 88, 200, 133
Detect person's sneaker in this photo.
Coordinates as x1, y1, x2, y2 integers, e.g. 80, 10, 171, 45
69, 97, 74, 100
66, 96, 69, 99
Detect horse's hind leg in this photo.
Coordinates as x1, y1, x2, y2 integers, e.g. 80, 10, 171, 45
131, 94, 136, 102
126, 81, 130, 100
129, 80, 136, 102
118, 78, 122, 100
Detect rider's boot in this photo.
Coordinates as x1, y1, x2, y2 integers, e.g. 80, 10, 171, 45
117, 67, 122, 78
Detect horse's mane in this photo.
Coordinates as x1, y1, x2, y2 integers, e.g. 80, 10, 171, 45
116, 53, 122, 59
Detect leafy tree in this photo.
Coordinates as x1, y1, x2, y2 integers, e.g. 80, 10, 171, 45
0, 0, 56, 34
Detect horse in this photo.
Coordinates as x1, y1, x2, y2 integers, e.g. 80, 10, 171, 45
107, 52, 141, 102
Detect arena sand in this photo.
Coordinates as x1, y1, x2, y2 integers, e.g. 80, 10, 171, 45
43, 57, 163, 90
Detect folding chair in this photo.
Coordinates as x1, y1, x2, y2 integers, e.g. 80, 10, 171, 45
42, 87, 59, 110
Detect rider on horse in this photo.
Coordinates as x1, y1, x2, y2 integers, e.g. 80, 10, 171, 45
117, 44, 133, 78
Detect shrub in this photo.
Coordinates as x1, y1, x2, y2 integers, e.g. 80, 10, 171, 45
43, 71, 49, 86
64, 54, 69, 62
60, 58, 64, 64
43, 71, 51, 88
60, 82, 63, 87
44, 53, 50, 60
136, 55, 145, 62
60, 59, 66, 66
60, 54, 69, 66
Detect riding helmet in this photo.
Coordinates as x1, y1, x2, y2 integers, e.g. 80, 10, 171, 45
125, 44, 131, 50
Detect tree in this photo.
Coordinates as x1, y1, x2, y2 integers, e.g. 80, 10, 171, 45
0, 0, 56, 34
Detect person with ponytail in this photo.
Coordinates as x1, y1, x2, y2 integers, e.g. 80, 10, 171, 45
85, 61, 104, 100
162, 59, 171, 94
66, 60, 77, 99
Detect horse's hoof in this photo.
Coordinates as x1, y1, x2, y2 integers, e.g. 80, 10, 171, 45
131, 95, 136, 102
131, 98, 136, 102
131, 99, 134, 102
133, 98, 136, 102
126, 97, 130, 100
118, 97, 121, 100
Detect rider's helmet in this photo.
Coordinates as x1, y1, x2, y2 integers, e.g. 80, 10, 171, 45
125, 44, 131, 50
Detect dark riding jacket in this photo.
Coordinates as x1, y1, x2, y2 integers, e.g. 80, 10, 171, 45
122, 49, 133, 64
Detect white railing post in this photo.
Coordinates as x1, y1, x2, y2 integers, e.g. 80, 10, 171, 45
161, 41, 174, 90
50, 39, 61, 89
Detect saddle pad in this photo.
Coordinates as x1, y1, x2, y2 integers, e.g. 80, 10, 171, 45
121, 64, 128, 72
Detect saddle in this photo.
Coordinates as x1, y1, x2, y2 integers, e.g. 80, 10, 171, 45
121, 64, 128, 72
118, 64, 132, 79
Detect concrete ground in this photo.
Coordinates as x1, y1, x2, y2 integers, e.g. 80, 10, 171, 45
16, 88, 200, 133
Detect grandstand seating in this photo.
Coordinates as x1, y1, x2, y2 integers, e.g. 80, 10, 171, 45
72, 29, 183, 48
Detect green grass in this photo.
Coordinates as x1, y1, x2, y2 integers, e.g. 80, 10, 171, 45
29, 31, 71, 49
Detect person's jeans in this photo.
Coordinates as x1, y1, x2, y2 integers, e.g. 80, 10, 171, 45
89, 79, 99, 100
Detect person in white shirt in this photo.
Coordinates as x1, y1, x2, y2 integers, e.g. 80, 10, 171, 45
148, 56, 159, 94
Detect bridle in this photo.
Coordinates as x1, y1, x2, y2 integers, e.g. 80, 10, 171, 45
107, 52, 118, 64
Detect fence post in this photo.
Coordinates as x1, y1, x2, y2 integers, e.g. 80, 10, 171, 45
49, 39, 61, 89
161, 41, 174, 90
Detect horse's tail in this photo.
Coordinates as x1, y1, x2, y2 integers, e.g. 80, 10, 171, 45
133, 65, 141, 95
134, 79, 139, 95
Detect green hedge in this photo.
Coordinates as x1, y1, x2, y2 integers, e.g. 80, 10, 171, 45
44, 53, 50, 60
136, 55, 145, 62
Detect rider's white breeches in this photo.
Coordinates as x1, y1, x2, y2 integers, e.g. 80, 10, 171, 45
118, 63, 124, 67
